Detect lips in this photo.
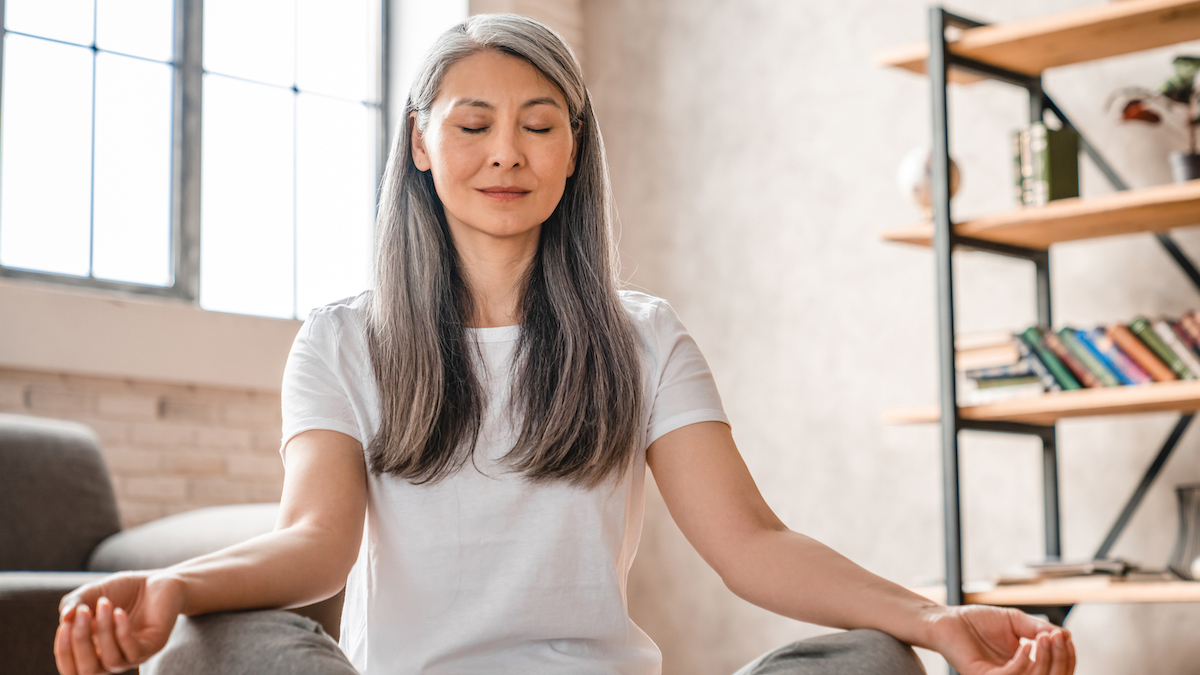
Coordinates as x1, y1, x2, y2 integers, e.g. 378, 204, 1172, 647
478, 186, 531, 201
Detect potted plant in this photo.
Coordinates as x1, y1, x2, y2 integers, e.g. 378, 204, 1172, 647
1108, 55, 1200, 183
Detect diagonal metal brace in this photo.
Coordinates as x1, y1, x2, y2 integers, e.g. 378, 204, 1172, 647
1094, 415, 1194, 560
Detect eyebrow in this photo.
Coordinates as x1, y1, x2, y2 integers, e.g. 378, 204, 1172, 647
450, 97, 563, 111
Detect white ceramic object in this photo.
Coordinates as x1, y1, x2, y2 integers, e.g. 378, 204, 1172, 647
897, 145, 961, 212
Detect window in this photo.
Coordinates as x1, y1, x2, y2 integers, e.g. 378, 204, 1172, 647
0, 0, 387, 320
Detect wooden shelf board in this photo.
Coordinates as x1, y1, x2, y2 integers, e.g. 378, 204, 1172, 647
880, 180, 1200, 251
883, 379, 1200, 426
913, 577, 1200, 606
873, 0, 1200, 83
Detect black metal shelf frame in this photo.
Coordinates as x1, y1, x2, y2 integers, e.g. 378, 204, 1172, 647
925, 5, 1200, 634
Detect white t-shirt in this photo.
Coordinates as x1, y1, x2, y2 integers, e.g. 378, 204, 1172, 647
279, 289, 729, 675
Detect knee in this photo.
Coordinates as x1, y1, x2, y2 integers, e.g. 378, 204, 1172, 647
141, 610, 355, 675
845, 629, 926, 675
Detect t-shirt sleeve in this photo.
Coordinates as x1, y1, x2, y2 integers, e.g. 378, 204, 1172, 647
645, 299, 731, 447
279, 309, 364, 459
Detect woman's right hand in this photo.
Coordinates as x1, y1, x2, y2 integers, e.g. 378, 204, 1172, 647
55, 571, 185, 675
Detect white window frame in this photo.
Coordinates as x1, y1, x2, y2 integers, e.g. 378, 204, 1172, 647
0, 0, 392, 306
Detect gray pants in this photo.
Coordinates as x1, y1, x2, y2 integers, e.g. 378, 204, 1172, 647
140, 610, 925, 675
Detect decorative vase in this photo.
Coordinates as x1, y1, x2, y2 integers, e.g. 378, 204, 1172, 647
1169, 151, 1200, 183
897, 146, 960, 215
1167, 483, 1200, 580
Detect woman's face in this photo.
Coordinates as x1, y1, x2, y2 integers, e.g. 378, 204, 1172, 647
411, 50, 577, 245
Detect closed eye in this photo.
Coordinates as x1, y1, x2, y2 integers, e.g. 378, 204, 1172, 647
461, 126, 487, 134
527, 127, 552, 134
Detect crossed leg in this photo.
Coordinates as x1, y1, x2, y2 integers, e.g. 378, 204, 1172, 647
734, 629, 927, 675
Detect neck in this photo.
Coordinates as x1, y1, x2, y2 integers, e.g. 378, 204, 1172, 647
448, 221, 540, 329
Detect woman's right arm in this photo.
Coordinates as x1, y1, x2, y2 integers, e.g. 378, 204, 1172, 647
54, 428, 367, 675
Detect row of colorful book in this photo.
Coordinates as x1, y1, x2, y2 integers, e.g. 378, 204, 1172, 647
957, 312, 1200, 405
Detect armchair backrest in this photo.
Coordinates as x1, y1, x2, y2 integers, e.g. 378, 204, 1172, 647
0, 413, 121, 571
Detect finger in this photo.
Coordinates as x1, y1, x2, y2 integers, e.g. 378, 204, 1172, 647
1065, 630, 1077, 673
1031, 633, 1054, 675
55, 620, 79, 675
93, 598, 131, 674
70, 605, 104, 675
1010, 610, 1055, 639
1052, 631, 1069, 673
112, 607, 141, 664
1000, 639, 1035, 675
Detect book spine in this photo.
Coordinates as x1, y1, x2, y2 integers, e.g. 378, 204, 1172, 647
1170, 319, 1200, 360
1108, 324, 1176, 382
1019, 127, 1035, 207
1012, 129, 1026, 206
1058, 328, 1121, 387
1029, 124, 1049, 207
1076, 328, 1136, 385
965, 361, 1035, 380
1043, 330, 1102, 388
1092, 328, 1152, 385
975, 375, 1042, 389
1152, 319, 1200, 379
1180, 312, 1200, 357
1131, 317, 1195, 380
1014, 336, 1062, 392
1019, 327, 1080, 390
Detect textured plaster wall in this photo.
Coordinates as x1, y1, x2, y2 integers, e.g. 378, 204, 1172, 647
583, 1, 1200, 673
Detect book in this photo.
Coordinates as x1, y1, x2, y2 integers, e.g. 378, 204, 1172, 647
958, 376, 1046, 406
1019, 327, 1081, 390
1170, 319, 1200, 360
1043, 330, 1103, 388
975, 375, 1042, 389
1087, 328, 1152, 385
965, 361, 1035, 381
1058, 328, 1121, 387
1152, 319, 1200, 379
1179, 312, 1200, 356
1013, 336, 1063, 392
1108, 324, 1176, 382
1013, 122, 1080, 207
1075, 329, 1137, 386
1130, 317, 1195, 380
955, 333, 1023, 371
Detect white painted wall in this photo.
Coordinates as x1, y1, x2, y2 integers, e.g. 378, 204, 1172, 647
583, 1, 1200, 673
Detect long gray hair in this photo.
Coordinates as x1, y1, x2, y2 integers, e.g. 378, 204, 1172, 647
365, 14, 644, 488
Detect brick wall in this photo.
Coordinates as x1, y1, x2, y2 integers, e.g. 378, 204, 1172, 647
0, 367, 284, 528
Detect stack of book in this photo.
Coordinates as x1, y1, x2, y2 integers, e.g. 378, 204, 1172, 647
958, 312, 1200, 405
1012, 121, 1079, 207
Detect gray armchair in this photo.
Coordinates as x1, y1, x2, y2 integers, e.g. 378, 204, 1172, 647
0, 413, 344, 675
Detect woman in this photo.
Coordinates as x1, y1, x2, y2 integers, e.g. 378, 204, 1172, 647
54, 14, 1075, 675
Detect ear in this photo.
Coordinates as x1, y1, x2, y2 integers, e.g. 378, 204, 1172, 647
410, 112, 432, 172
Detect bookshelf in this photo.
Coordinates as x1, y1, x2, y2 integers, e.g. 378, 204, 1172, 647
876, 0, 1200, 655
885, 380, 1200, 425
874, 0, 1200, 83
881, 179, 1200, 250
913, 578, 1200, 606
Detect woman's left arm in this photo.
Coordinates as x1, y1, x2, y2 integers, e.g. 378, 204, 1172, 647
645, 421, 1075, 675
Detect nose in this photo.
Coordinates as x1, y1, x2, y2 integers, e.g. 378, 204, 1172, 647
487, 125, 524, 169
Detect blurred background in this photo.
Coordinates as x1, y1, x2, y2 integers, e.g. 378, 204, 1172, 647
1, 1, 1199, 673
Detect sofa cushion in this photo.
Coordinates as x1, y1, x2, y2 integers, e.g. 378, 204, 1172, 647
0, 414, 121, 571
88, 503, 281, 572
0, 571, 133, 675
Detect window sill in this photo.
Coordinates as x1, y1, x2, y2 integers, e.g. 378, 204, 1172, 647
0, 277, 301, 392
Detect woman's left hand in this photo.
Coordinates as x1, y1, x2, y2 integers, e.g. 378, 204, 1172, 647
928, 604, 1075, 675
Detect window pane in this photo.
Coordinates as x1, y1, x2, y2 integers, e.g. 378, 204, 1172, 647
96, 0, 174, 62
204, 0, 294, 87
200, 74, 294, 318
92, 53, 173, 286
296, 94, 375, 318
0, 35, 92, 276
5, 0, 93, 46
296, 0, 376, 102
